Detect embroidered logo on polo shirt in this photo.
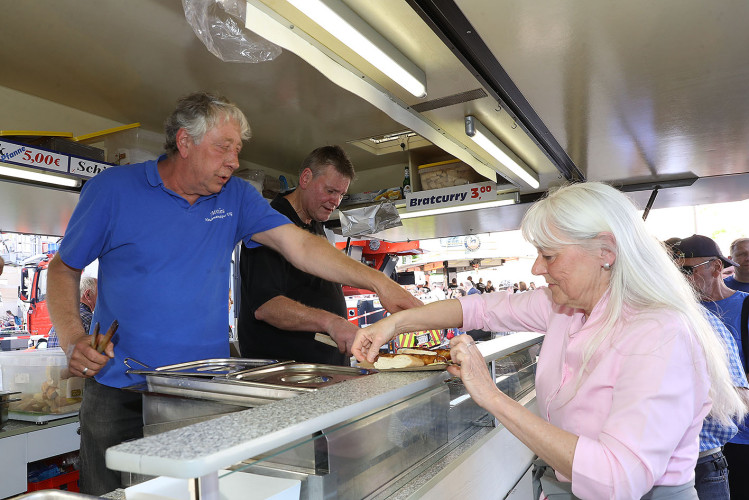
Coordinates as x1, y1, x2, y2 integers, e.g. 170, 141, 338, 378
205, 208, 233, 222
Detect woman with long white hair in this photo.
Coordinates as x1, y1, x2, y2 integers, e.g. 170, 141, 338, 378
353, 182, 746, 499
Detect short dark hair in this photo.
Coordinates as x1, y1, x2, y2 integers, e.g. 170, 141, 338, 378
730, 238, 749, 256
299, 145, 355, 181
164, 91, 250, 156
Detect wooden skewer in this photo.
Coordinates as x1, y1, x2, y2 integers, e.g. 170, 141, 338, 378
89, 322, 100, 348
95, 319, 119, 353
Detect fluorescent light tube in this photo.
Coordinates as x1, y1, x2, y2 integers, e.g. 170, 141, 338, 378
465, 116, 540, 189
399, 193, 517, 219
287, 0, 427, 98
0, 162, 81, 188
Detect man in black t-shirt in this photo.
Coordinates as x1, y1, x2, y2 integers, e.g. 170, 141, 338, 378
238, 146, 357, 365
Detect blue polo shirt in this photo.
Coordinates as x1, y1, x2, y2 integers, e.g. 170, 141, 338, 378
59, 159, 291, 388
725, 276, 749, 293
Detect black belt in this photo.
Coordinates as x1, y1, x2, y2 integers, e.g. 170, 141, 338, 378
697, 451, 728, 471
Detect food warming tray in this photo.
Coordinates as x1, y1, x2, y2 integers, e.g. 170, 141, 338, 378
124, 357, 281, 378
232, 363, 373, 389
142, 373, 314, 407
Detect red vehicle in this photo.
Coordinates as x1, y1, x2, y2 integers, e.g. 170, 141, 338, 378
18, 253, 55, 336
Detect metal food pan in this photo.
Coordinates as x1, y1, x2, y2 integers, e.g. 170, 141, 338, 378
231, 363, 373, 388
143, 373, 314, 406
125, 357, 282, 377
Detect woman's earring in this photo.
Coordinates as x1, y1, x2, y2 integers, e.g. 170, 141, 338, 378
602, 262, 611, 270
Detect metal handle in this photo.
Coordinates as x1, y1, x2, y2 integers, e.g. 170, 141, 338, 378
123, 357, 151, 370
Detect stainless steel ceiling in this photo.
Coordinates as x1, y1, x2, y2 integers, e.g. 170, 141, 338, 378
2, 1, 748, 241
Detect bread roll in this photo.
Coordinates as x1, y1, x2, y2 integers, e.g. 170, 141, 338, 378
374, 354, 426, 369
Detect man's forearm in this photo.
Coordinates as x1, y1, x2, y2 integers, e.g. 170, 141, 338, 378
255, 296, 345, 334
47, 255, 87, 351
288, 230, 392, 293
253, 225, 420, 313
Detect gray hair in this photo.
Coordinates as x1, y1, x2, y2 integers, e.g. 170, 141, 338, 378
521, 181, 745, 425
164, 91, 251, 156
80, 276, 97, 300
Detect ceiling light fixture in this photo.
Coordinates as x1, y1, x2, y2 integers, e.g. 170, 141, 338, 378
398, 192, 518, 219
465, 115, 540, 189
0, 162, 81, 188
286, 0, 427, 98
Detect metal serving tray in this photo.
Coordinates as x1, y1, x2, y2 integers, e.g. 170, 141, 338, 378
142, 373, 314, 407
231, 363, 373, 389
124, 357, 281, 378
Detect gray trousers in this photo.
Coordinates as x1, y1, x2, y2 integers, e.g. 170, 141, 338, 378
532, 458, 698, 499
79, 378, 143, 495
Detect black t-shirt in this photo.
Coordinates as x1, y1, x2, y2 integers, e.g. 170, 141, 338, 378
237, 193, 347, 365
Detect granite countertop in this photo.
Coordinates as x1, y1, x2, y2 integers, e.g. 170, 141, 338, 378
107, 333, 543, 482
107, 369, 450, 479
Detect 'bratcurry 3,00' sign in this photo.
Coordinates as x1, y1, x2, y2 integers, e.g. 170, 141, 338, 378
405, 181, 497, 212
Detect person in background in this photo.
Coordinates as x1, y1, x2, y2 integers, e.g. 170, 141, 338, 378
47, 91, 420, 495
669, 234, 749, 499
518, 281, 528, 292
238, 146, 359, 365
47, 277, 98, 348
431, 284, 446, 300
665, 237, 749, 499
529, 282, 537, 290
2, 310, 16, 329
466, 277, 480, 295
77, 277, 97, 334
476, 277, 486, 293
448, 284, 465, 299
484, 280, 495, 293
726, 238, 749, 292
354, 182, 746, 499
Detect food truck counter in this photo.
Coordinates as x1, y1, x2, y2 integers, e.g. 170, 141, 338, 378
101, 332, 543, 499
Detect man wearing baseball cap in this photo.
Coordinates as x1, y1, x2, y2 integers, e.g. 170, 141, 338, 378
668, 234, 749, 499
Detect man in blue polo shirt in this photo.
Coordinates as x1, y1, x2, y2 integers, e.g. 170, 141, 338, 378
726, 238, 749, 293
47, 91, 421, 495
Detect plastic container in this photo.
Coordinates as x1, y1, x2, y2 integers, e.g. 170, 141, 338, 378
418, 159, 484, 190
0, 349, 83, 414
27, 470, 80, 492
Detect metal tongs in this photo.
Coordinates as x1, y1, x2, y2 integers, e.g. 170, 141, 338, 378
90, 319, 119, 353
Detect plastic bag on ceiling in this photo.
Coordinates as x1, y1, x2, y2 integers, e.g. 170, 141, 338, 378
182, 0, 282, 63
339, 201, 403, 237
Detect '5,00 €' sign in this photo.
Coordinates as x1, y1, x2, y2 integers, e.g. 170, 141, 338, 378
0, 140, 68, 174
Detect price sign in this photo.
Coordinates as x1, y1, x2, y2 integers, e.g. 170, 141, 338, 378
69, 157, 113, 178
405, 181, 498, 212
0, 139, 68, 173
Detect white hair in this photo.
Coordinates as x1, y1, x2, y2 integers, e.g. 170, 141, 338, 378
521, 181, 746, 425
79, 276, 97, 300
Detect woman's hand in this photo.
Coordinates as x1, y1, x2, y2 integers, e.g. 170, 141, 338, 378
447, 335, 500, 409
352, 317, 398, 364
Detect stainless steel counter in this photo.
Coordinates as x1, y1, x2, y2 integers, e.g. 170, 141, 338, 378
106, 332, 543, 499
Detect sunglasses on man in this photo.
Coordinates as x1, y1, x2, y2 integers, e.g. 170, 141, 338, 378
679, 258, 715, 276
